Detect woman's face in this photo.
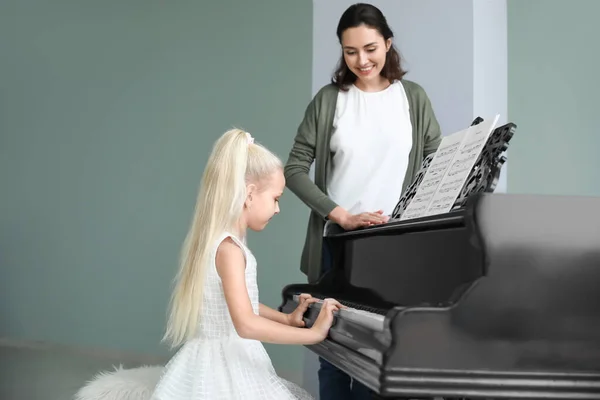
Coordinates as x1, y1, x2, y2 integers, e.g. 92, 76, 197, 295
341, 24, 391, 88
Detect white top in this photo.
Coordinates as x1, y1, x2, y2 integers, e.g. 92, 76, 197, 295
327, 81, 413, 217
150, 232, 313, 400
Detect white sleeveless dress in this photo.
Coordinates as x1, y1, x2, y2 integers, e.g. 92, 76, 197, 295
150, 232, 313, 400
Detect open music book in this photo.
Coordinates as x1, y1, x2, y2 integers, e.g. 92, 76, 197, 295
399, 115, 500, 221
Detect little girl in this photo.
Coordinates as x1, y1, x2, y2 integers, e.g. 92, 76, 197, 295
76, 129, 340, 400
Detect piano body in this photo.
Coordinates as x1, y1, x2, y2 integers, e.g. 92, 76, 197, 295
279, 193, 600, 399
279, 122, 600, 399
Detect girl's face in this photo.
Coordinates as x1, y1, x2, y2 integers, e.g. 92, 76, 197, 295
341, 24, 391, 90
244, 169, 284, 231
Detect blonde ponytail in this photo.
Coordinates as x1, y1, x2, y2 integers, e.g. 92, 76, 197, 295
163, 128, 282, 348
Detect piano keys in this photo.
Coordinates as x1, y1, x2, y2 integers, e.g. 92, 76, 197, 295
292, 295, 386, 332
279, 193, 600, 399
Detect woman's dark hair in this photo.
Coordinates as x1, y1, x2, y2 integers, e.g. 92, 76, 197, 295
332, 3, 406, 90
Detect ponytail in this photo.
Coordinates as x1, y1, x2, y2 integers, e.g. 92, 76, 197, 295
163, 128, 281, 348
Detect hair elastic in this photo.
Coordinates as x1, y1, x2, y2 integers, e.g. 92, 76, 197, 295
245, 131, 254, 145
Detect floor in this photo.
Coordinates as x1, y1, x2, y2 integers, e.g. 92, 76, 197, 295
0, 343, 434, 400
0, 341, 168, 400
0, 340, 316, 400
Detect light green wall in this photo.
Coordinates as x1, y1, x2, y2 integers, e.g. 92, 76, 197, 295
0, 0, 311, 377
507, 0, 600, 196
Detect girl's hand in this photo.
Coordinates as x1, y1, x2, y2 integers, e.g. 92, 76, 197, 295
287, 293, 318, 327
310, 298, 344, 341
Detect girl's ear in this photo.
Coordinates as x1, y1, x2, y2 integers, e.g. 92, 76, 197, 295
245, 184, 257, 208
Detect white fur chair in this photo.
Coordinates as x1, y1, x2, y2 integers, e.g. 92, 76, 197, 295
74, 365, 164, 400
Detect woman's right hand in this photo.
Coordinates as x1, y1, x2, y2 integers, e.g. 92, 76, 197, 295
339, 210, 389, 230
310, 298, 344, 342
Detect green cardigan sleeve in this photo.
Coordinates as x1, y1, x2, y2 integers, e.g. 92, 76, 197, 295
411, 81, 442, 156
284, 95, 339, 219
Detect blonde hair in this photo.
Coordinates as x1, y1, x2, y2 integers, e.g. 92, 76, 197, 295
163, 128, 282, 348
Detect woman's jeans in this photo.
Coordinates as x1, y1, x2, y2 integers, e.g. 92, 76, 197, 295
318, 240, 372, 400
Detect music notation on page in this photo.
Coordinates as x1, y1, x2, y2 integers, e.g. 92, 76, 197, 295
401, 115, 500, 220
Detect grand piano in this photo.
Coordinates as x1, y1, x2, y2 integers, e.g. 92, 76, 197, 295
279, 121, 600, 399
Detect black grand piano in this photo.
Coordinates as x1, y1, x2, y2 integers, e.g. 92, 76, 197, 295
279, 121, 600, 399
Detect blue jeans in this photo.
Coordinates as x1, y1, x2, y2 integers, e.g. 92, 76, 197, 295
318, 241, 372, 400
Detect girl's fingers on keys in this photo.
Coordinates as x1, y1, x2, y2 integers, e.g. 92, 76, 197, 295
298, 293, 313, 302
324, 298, 345, 309
304, 298, 319, 306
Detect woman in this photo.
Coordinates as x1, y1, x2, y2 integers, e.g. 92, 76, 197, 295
284, 3, 442, 399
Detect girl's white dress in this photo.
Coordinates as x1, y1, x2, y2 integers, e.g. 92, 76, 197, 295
150, 232, 313, 400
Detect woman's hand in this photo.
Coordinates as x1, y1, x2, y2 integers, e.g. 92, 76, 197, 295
287, 293, 319, 327
329, 207, 389, 230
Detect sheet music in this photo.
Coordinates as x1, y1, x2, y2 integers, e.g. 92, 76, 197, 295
399, 128, 467, 220
400, 114, 499, 220
423, 114, 499, 216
